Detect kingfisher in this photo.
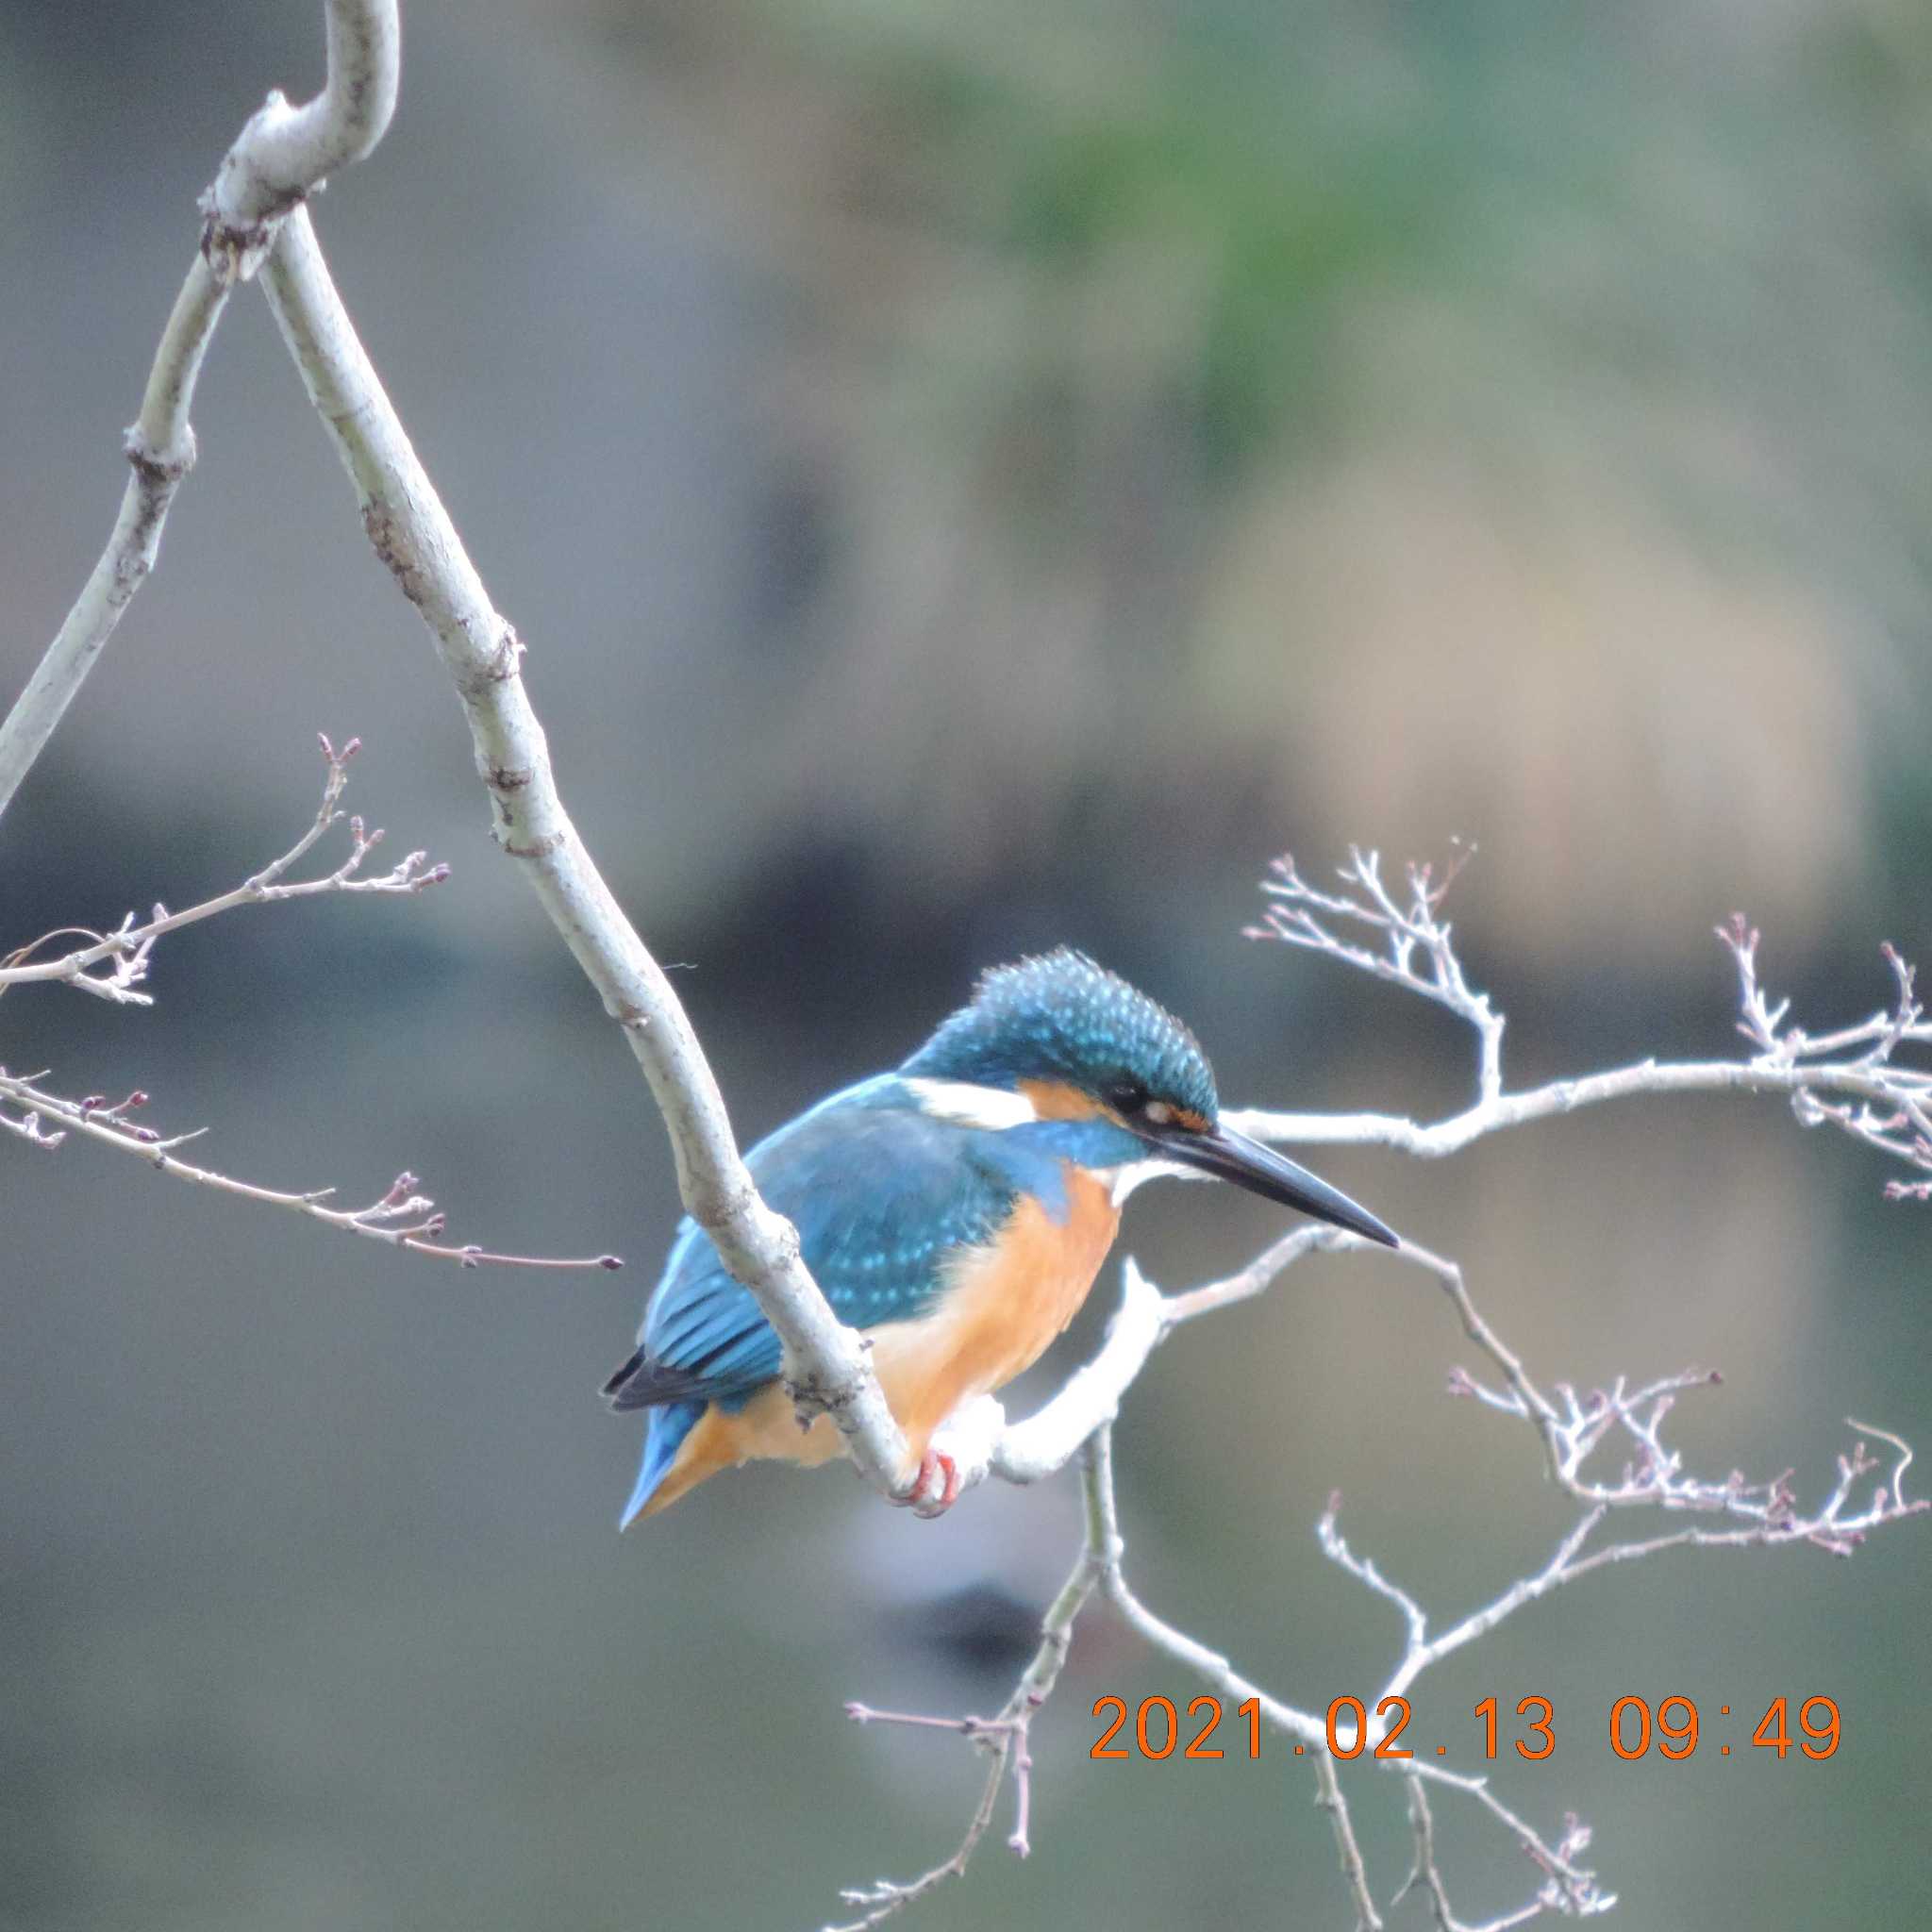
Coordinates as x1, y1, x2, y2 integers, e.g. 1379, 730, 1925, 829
604, 948, 1398, 1524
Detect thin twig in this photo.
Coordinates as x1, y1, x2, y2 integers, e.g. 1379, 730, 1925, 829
0, 1072, 620, 1273
827, 1436, 1111, 1929
1312, 1747, 1384, 1932
1249, 845, 1506, 1103
0, 735, 446, 1005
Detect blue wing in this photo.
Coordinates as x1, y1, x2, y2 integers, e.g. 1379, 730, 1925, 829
603, 1076, 1024, 1413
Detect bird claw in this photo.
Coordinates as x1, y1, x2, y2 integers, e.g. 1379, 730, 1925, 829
894, 1447, 960, 1517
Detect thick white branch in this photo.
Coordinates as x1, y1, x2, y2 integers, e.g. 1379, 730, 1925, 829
987, 1260, 1166, 1482
1229, 1054, 1930, 1158
205, 0, 400, 232
960, 1230, 1348, 1496
0, 1, 401, 823
252, 205, 911, 1498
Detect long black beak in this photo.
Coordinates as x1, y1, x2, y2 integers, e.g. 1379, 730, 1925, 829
1140, 1118, 1399, 1247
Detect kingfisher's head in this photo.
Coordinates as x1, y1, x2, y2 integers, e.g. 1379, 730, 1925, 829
900, 948, 1397, 1246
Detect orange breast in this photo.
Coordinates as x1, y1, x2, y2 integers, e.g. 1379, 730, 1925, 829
867, 1163, 1121, 1454
642, 1162, 1123, 1513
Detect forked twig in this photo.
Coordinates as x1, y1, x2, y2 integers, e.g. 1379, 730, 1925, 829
0, 1071, 619, 1273
0, 734, 446, 1007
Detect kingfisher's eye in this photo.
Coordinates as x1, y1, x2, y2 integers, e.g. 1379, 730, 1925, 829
1106, 1080, 1149, 1115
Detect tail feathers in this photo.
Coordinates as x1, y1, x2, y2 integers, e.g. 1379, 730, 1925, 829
603, 1346, 708, 1412
620, 1401, 705, 1529
602, 1347, 649, 1408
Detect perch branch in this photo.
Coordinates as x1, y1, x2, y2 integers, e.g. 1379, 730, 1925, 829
252, 196, 910, 1495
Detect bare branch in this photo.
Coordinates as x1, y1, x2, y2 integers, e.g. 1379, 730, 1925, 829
1239, 855, 1930, 1199
832, 1201, 1920, 1930
827, 1723, 1010, 1932
203, 0, 400, 235
1081, 1422, 1611, 1919
0, 1071, 620, 1273
918, 1229, 1357, 1507
1248, 844, 1505, 1102
1396, 1779, 1594, 1932
1311, 1746, 1384, 1932
828, 1434, 1110, 1929
1318, 1493, 1430, 1656
0, 3, 402, 822
0, 735, 445, 1006
837, 1399, 1626, 1931
252, 200, 912, 1496
979, 1233, 1344, 1491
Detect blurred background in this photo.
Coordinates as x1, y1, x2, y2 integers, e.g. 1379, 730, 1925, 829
3, 1, 1930, 1926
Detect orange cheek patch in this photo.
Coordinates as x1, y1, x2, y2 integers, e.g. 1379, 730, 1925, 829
1017, 1078, 1105, 1121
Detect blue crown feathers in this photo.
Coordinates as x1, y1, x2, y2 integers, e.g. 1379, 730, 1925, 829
901, 948, 1219, 1121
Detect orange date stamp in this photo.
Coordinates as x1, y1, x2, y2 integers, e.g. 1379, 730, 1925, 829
1090, 1694, 1841, 1762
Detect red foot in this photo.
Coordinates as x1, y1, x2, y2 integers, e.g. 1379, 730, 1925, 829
892, 1448, 960, 1517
